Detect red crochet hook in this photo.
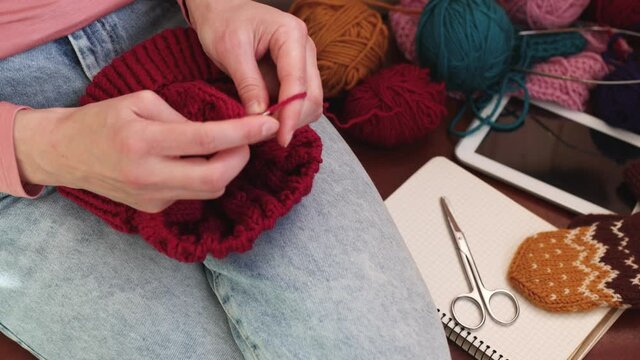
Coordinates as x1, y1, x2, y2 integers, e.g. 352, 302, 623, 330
261, 92, 307, 116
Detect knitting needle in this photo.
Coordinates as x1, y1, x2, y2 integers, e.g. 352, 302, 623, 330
518, 26, 640, 38
512, 68, 640, 85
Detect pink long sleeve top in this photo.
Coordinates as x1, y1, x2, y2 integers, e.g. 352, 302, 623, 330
0, 0, 187, 197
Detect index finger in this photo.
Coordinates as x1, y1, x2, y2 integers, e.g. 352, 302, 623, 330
270, 20, 308, 146
144, 115, 279, 156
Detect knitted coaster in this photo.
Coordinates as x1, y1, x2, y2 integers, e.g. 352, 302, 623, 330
57, 28, 323, 262
508, 213, 640, 312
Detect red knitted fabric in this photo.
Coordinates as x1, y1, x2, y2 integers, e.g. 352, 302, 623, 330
57, 28, 323, 262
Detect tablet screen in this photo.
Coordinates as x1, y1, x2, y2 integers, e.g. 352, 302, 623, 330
476, 98, 640, 214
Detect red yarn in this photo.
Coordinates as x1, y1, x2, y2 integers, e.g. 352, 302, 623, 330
57, 28, 323, 262
264, 92, 307, 115
593, 0, 640, 29
333, 64, 447, 148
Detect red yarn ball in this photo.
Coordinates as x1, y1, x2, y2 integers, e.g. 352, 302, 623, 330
334, 64, 447, 148
593, 0, 640, 29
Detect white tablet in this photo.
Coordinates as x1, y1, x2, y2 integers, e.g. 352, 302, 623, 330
455, 96, 640, 215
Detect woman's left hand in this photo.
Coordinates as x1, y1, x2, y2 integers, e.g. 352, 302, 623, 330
185, 0, 323, 147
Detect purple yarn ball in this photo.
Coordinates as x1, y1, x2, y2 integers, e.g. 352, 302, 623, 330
594, 59, 640, 133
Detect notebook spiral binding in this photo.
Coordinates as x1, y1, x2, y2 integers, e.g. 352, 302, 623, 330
437, 308, 508, 360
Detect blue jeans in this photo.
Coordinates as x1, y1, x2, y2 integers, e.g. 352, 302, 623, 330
0, 1, 450, 359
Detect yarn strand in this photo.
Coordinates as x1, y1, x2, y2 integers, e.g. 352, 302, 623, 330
448, 76, 530, 137
262, 92, 308, 116
519, 26, 640, 39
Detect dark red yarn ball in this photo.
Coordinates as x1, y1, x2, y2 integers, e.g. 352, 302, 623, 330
593, 0, 640, 29
333, 64, 447, 148
57, 28, 323, 262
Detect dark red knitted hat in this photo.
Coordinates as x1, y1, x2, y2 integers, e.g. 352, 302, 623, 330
57, 28, 323, 262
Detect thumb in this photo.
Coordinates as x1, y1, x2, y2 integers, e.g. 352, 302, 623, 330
222, 46, 270, 115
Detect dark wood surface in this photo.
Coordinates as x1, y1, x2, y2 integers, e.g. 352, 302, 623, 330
1, 100, 638, 359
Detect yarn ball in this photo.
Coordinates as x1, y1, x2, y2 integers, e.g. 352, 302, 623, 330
594, 58, 640, 133
593, 0, 640, 30
519, 52, 609, 111
497, 0, 590, 29
289, 0, 388, 97
416, 0, 515, 94
57, 28, 323, 262
333, 64, 447, 148
390, 0, 429, 63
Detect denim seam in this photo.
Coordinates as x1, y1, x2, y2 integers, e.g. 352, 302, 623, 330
66, 31, 98, 81
211, 272, 263, 360
0, 321, 47, 360
96, 17, 125, 61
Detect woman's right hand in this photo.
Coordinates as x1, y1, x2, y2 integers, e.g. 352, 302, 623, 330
13, 90, 280, 213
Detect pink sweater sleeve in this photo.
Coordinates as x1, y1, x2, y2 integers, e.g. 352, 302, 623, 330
0, 1, 193, 198
0, 103, 44, 198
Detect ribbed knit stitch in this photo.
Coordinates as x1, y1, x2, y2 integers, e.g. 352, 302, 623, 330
518, 51, 610, 111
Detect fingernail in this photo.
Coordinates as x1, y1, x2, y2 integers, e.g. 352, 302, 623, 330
247, 101, 264, 115
283, 132, 293, 147
262, 120, 279, 137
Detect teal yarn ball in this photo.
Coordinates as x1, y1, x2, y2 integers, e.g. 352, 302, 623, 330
416, 0, 515, 95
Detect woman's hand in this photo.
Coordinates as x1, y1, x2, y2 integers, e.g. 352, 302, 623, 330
13, 91, 280, 212
185, 0, 323, 147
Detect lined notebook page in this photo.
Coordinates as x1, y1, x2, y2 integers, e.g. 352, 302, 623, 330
385, 157, 610, 360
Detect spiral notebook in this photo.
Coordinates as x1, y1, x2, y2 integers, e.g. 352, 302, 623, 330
385, 157, 623, 360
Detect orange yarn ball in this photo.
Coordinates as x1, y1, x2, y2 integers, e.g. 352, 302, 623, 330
290, 0, 389, 98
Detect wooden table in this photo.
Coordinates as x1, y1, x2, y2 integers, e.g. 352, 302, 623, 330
2, 100, 639, 359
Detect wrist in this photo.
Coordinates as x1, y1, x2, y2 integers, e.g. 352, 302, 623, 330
14, 107, 71, 187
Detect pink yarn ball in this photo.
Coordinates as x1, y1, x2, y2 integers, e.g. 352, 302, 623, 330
333, 64, 447, 148
498, 0, 590, 29
520, 51, 610, 111
389, 0, 428, 63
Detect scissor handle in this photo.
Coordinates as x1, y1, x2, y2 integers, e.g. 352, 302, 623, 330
483, 288, 520, 326
451, 293, 487, 330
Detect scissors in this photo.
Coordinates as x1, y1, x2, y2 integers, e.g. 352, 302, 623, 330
440, 197, 520, 330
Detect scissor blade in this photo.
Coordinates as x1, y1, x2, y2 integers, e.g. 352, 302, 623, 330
440, 197, 464, 235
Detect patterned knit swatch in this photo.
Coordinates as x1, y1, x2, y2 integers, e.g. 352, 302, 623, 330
57, 28, 323, 262
517, 51, 610, 111
508, 213, 640, 312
